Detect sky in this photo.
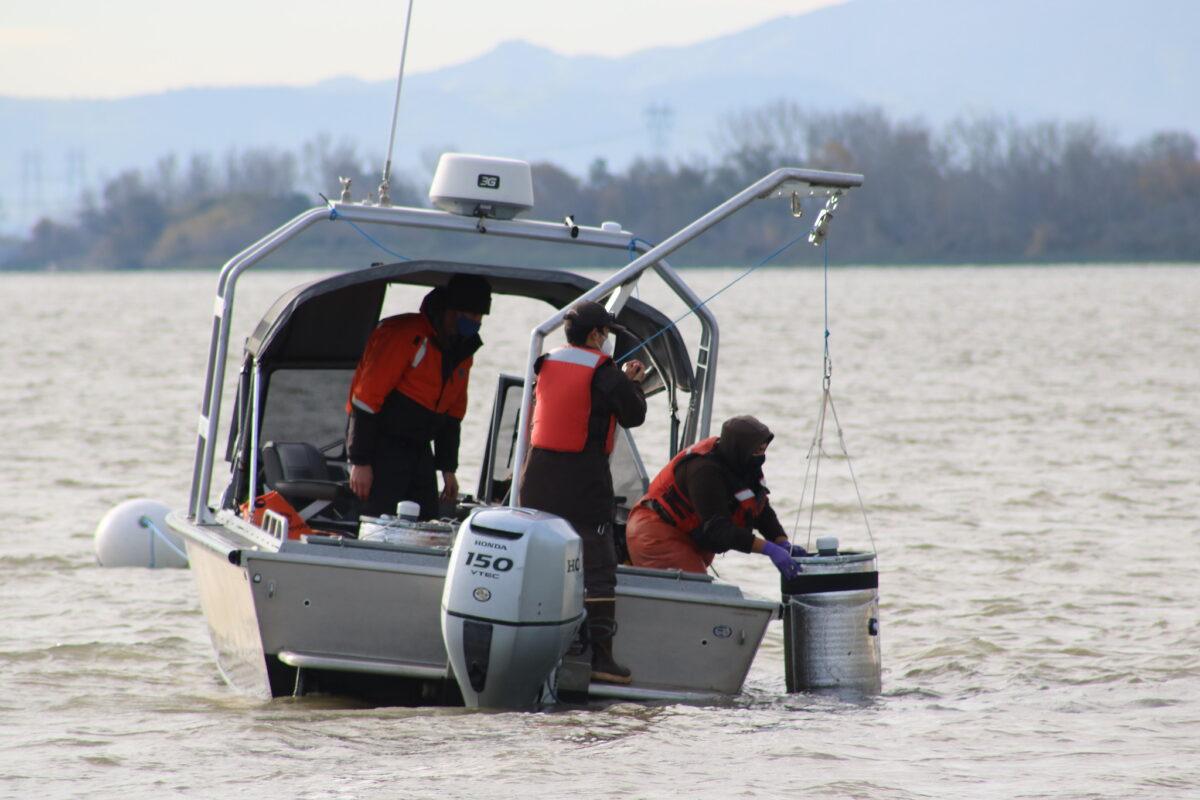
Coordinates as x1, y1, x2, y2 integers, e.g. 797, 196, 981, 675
0, 0, 847, 99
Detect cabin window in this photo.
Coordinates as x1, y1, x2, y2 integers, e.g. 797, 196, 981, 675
610, 428, 650, 514
259, 368, 355, 454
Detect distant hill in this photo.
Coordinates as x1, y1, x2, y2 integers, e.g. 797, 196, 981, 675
3, 0, 1197, 234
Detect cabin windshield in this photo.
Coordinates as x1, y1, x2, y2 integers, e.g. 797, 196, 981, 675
259, 368, 351, 451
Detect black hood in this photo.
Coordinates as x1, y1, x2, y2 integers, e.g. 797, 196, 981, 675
716, 415, 774, 473
419, 285, 481, 377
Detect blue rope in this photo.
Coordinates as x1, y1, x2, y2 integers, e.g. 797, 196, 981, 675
627, 237, 656, 260
626, 237, 655, 299
616, 229, 812, 362
325, 201, 412, 262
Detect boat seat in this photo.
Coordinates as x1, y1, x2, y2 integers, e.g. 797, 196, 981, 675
261, 441, 349, 506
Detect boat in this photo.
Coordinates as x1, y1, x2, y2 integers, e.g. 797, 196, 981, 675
166, 152, 877, 707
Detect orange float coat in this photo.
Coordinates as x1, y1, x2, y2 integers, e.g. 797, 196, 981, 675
345, 308, 480, 518
345, 312, 471, 422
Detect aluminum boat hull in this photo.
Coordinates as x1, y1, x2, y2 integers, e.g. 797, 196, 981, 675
171, 511, 777, 704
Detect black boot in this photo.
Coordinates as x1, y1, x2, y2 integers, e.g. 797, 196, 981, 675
587, 601, 632, 685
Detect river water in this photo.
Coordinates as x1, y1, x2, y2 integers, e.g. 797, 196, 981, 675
1, 265, 1197, 799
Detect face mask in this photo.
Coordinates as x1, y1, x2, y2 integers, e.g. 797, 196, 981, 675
747, 455, 766, 473
456, 317, 481, 338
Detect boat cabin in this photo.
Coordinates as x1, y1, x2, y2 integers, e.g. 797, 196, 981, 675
220, 259, 698, 538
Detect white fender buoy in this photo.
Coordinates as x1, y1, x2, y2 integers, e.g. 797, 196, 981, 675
94, 498, 189, 569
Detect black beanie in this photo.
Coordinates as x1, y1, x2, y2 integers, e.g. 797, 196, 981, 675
445, 274, 493, 314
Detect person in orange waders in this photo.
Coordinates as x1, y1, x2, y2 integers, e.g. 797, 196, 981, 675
626, 415, 805, 580
345, 274, 492, 520
519, 301, 647, 685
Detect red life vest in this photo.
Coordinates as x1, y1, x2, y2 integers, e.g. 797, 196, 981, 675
240, 491, 314, 540
345, 313, 472, 420
640, 436, 762, 533
531, 346, 617, 454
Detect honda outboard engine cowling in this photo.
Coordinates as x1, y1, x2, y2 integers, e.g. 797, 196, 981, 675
441, 508, 584, 709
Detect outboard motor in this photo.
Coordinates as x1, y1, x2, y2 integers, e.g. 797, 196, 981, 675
441, 508, 584, 709
781, 536, 881, 695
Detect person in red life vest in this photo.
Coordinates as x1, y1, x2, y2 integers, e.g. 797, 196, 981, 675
345, 274, 492, 520
519, 301, 647, 685
626, 415, 805, 579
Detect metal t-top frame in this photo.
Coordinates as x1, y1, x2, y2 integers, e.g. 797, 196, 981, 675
506, 167, 863, 505
187, 166, 863, 523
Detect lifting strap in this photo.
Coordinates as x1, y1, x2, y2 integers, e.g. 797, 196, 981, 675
791, 241, 877, 555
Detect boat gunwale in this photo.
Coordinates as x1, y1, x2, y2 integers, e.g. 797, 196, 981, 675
171, 512, 779, 612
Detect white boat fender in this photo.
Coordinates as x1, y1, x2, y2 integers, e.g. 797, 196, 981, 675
94, 498, 189, 569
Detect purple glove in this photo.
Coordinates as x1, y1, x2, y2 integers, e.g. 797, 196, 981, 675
788, 543, 809, 557
762, 541, 801, 579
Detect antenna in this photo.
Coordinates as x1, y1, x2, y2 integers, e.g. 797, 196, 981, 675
378, 0, 416, 206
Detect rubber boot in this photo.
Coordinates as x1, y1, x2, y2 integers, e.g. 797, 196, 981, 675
587, 601, 632, 685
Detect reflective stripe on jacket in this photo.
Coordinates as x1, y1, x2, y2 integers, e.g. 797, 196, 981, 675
531, 345, 616, 454
640, 436, 761, 533
345, 313, 471, 420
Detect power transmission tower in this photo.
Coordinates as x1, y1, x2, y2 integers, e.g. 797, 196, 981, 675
65, 149, 87, 208
644, 102, 675, 158
21, 150, 45, 231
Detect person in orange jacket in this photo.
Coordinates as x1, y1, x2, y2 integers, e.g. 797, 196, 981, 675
520, 301, 647, 685
345, 274, 492, 519
626, 415, 804, 579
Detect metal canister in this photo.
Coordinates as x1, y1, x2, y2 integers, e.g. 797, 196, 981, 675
781, 536, 881, 695
358, 515, 455, 548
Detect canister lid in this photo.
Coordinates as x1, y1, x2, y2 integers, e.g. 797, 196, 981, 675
816, 536, 839, 556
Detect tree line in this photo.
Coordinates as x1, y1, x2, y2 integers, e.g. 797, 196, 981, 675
4, 103, 1199, 270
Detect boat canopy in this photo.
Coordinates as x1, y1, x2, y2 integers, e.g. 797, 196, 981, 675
219, 259, 697, 509
189, 165, 863, 521
243, 259, 694, 392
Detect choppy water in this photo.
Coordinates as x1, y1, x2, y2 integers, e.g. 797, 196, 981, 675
1, 265, 1198, 799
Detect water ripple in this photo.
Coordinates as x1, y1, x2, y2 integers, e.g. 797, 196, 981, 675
2, 267, 1199, 797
